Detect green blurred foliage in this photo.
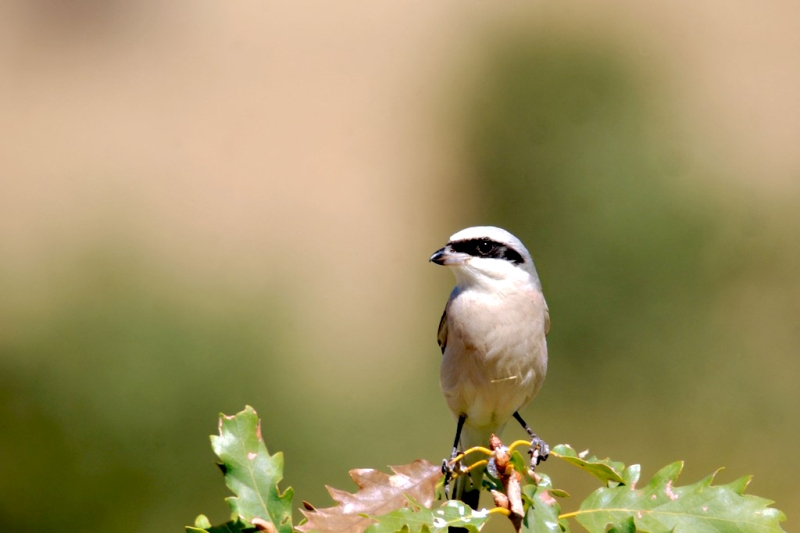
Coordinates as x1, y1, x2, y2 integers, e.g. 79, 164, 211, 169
0, 249, 300, 531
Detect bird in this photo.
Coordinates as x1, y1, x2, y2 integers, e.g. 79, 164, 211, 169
429, 226, 550, 510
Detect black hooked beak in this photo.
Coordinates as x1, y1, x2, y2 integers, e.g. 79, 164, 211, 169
429, 246, 449, 265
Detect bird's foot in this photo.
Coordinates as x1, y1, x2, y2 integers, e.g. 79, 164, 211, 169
527, 435, 550, 472
512, 412, 549, 472
442, 451, 469, 499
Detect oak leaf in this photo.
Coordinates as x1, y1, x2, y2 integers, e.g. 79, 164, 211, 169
574, 461, 787, 532
297, 460, 442, 533
551, 444, 625, 486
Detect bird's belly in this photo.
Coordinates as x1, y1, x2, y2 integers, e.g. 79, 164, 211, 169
439, 282, 549, 434
440, 335, 547, 431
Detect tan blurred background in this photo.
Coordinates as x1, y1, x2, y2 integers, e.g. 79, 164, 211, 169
1, 1, 798, 531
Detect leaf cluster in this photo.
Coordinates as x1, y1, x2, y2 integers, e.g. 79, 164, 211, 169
188, 407, 786, 533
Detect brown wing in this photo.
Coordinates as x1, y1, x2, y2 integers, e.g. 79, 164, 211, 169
437, 305, 448, 355
544, 307, 551, 336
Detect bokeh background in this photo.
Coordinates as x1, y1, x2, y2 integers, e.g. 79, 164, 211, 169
1, 2, 798, 531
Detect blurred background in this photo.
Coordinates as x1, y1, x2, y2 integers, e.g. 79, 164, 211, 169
1, 1, 798, 531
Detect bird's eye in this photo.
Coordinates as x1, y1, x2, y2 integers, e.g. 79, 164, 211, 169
477, 240, 494, 255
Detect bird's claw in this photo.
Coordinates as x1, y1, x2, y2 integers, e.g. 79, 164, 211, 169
442, 453, 469, 499
441, 458, 452, 477
527, 436, 550, 471
442, 458, 456, 499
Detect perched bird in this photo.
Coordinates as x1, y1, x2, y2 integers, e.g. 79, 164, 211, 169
429, 226, 550, 509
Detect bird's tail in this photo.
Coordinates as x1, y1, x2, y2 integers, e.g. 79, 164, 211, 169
452, 424, 502, 510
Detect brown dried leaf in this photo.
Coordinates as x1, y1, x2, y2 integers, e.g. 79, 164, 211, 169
297, 459, 441, 533
489, 435, 524, 532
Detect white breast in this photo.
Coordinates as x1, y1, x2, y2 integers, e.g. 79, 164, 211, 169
439, 280, 548, 434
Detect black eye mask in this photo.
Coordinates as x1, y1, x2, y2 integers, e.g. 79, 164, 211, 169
449, 238, 525, 265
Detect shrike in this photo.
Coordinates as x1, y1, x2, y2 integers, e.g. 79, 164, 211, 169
430, 226, 550, 509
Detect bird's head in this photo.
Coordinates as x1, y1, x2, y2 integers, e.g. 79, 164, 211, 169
429, 226, 541, 288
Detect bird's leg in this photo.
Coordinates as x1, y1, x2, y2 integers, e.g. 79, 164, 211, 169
442, 414, 467, 499
512, 411, 549, 471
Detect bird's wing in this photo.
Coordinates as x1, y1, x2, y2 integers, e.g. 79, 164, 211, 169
544, 306, 551, 336
437, 304, 448, 355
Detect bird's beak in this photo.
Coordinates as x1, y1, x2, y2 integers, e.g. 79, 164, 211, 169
430, 246, 465, 266
429, 247, 447, 265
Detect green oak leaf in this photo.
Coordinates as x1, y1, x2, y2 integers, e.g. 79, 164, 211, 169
185, 514, 250, 532
366, 499, 490, 533
509, 449, 529, 475
551, 444, 625, 485
607, 516, 635, 533
211, 406, 294, 533
520, 473, 569, 533
573, 461, 787, 532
